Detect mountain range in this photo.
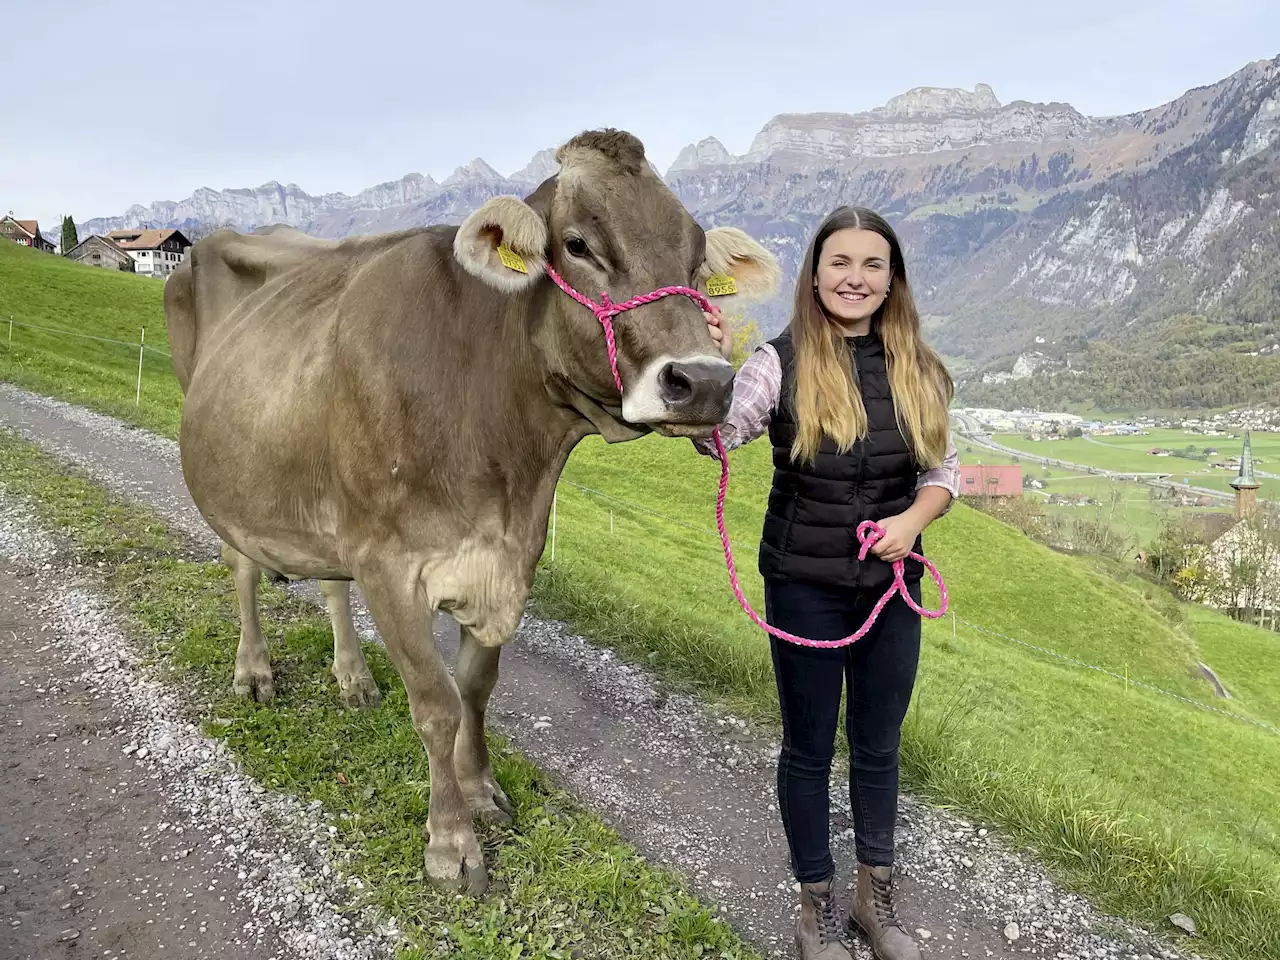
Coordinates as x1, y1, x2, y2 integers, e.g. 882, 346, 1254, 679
69, 54, 1280, 410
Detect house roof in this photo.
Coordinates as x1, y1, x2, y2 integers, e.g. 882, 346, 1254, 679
958, 464, 1023, 496
1200, 513, 1237, 542
2, 217, 39, 239
106, 228, 190, 250
68, 235, 130, 258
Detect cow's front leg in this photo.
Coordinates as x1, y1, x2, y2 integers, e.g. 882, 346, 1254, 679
319, 579, 382, 709
358, 569, 486, 896
454, 626, 515, 825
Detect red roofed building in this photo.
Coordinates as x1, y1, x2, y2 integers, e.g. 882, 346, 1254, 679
958, 464, 1023, 498
1, 216, 56, 253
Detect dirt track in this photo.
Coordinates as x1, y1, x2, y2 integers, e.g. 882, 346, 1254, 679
0, 383, 1196, 960
0, 555, 286, 960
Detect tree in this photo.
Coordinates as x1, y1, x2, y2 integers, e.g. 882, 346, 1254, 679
60, 215, 78, 255
726, 316, 764, 369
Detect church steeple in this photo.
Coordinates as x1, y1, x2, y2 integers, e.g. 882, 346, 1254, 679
1230, 430, 1260, 519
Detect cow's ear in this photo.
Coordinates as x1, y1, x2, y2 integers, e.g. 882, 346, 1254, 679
453, 196, 548, 293
695, 227, 781, 306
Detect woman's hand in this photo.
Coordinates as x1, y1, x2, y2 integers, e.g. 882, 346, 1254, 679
867, 512, 924, 563
704, 306, 732, 362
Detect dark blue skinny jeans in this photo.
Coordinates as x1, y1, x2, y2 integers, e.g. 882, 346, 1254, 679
764, 576, 922, 884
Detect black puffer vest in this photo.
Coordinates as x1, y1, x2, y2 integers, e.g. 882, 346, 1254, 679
758, 329, 923, 592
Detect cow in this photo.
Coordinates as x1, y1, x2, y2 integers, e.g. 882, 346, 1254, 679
162, 128, 781, 896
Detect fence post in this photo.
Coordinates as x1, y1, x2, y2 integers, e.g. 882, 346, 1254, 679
136, 326, 146, 406
550, 489, 557, 562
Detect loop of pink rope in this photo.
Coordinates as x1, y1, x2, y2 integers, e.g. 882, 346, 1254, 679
543, 263, 950, 647
712, 427, 949, 648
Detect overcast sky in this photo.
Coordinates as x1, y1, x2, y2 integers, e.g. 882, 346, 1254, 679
4, 1, 1278, 229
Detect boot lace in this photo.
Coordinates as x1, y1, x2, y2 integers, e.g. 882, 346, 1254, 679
870, 872, 905, 931
810, 887, 843, 945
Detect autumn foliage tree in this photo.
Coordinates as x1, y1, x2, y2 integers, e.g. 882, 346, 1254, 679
725, 315, 764, 369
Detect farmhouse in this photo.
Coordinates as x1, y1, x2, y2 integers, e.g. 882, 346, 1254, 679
64, 235, 137, 272
958, 464, 1023, 498
1, 216, 56, 253
106, 228, 192, 278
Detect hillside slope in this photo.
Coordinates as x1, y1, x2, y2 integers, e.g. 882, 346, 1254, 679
0, 239, 177, 435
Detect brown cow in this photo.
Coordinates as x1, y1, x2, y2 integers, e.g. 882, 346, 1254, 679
163, 129, 780, 895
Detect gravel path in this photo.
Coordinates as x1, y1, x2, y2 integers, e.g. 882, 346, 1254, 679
0, 502, 400, 960
0, 384, 1200, 960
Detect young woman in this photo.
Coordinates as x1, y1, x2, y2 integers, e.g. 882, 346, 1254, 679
699, 206, 960, 960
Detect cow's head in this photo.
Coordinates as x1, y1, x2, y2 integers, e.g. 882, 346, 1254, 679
452, 129, 779, 439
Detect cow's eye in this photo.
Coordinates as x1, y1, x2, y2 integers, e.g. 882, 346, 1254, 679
565, 236, 590, 258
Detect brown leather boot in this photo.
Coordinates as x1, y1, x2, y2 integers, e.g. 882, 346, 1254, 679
846, 863, 920, 960
796, 877, 853, 959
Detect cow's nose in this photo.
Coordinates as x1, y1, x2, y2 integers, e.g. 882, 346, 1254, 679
658, 359, 735, 418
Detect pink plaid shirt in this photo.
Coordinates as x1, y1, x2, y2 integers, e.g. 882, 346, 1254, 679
692, 343, 962, 505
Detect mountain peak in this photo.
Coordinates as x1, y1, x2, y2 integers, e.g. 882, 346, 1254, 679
510, 148, 559, 185
876, 83, 1002, 118
444, 158, 504, 186
667, 136, 735, 174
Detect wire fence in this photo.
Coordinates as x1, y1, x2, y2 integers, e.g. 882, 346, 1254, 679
1, 314, 172, 406
6, 308, 1278, 740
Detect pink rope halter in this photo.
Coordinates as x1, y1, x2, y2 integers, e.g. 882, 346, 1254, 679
545, 265, 715, 393
544, 263, 950, 648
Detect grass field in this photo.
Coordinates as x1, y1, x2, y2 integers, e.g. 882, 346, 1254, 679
0, 240, 181, 436
958, 437, 1233, 548
4, 238, 1280, 959
996, 431, 1280, 501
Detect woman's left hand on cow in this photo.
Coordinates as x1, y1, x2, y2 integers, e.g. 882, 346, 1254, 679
704, 306, 732, 362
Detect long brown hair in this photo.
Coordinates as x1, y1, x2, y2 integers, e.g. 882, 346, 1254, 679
788, 206, 953, 467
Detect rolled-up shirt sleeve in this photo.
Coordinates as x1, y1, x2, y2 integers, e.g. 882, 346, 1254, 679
917, 429, 961, 513
691, 344, 781, 460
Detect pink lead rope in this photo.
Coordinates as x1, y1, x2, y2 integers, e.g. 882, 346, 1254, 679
545, 264, 950, 648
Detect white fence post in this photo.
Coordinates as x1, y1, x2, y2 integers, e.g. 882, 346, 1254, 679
136, 326, 145, 405
550, 489, 557, 562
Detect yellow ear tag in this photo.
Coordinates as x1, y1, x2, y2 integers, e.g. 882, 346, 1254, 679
705, 273, 738, 297
496, 243, 528, 274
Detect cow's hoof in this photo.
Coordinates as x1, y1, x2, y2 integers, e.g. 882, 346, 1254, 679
424, 838, 488, 897
333, 668, 381, 710
233, 666, 275, 703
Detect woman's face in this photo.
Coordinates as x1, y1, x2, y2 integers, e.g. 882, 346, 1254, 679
813, 227, 893, 326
